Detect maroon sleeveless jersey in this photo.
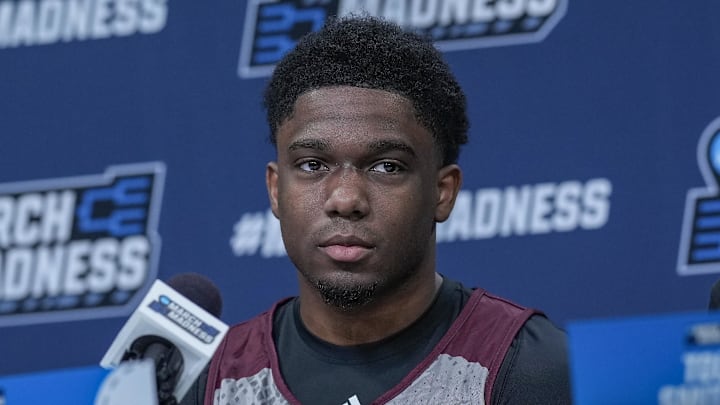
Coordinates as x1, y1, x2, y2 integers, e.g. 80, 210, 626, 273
205, 289, 535, 405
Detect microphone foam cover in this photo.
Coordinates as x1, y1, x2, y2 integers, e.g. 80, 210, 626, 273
167, 272, 223, 318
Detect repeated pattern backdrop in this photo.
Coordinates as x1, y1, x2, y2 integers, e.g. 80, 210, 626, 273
1, 0, 720, 376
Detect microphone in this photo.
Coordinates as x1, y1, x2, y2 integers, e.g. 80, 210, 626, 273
100, 273, 229, 404
710, 279, 720, 310
166, 273, 223, 319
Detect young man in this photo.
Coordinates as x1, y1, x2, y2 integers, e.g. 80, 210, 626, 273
201, 16, 570, 405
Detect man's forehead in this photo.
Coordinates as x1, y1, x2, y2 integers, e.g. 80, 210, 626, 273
275, 86, 437, 159
294, 86, 415, 113
280, 87, 419, 132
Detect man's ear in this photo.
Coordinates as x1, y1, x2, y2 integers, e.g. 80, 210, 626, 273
266, 162, 280, 218
435, 164, 462, 222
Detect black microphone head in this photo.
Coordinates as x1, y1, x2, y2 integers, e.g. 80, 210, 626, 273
710, 279, 720, 311
166, 273, 223, 318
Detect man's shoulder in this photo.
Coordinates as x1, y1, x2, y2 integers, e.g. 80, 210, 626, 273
224, 297, 294, 338
215, 297, 294, 368
208, 299, 295, 386
515, 314, 568, 363
492, 314, 571, 404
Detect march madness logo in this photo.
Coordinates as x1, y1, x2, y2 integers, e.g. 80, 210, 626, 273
238, 0, 568, 78
678, 117, 720, 276
0, 162, 165, 326
0, 0, 169, 49
148, 295, 221, 344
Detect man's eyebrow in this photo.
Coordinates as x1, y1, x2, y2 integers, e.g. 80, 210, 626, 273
288, 138, 330, 151
367, 140, 416, 157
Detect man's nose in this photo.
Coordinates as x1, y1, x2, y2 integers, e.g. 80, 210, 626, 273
323, 166, 370, 220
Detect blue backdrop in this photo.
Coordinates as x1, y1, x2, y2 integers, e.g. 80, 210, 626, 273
1, 0, 720, 378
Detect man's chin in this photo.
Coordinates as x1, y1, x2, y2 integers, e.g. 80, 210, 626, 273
314, 276, 379, 311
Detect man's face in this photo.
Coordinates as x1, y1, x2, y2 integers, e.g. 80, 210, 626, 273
266, 86, 460, 309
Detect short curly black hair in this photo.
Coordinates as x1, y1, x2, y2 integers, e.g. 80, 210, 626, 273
263, 16, 469, 166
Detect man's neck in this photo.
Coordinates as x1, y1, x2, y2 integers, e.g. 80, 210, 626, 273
298, 272, 443, 346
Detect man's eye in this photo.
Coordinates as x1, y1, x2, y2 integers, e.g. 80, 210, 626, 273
298, 160, 327, 172
370, 161, 403, 174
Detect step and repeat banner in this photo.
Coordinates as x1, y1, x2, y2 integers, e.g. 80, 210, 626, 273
1, 1, 720, 377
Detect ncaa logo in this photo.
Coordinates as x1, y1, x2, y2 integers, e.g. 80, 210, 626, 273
678, 117, 720, 276
0, 163, 165, 326
238, 0, 568, 78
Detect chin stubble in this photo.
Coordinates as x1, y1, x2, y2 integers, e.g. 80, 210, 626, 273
315, 279, 379, 311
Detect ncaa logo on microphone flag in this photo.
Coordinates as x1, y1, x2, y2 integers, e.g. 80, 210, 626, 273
238, 0, 568, 78
0, 162, 165, 326
149, 294, 221, 344
679, 117, 720, 276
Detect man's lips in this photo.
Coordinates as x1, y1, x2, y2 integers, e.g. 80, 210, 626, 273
319, 235, 374, 262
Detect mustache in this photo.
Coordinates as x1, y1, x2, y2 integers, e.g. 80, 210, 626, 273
315, 220, 378, 243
